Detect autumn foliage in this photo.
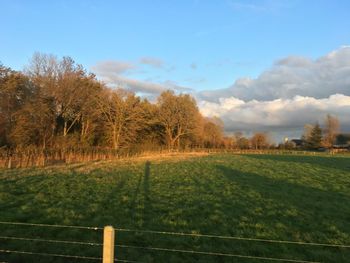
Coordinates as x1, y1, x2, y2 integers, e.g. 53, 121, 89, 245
0, 54, 226, 154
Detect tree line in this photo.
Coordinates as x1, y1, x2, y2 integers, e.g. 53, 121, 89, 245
1, 53, 227, 152
300, 114, 342, 150
1, 53, 346, 154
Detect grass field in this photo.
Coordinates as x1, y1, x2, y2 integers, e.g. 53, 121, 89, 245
0, 153, 349, 262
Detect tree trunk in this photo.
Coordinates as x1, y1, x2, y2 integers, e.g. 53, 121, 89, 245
81, 121, 85, 138
166, 128, 173, 151
63, 121, 68, 137
112, 125, 118, 150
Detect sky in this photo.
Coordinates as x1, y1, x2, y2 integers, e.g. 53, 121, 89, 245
1, 0, 350, 142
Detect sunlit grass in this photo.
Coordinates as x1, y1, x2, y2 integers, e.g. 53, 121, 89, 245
0, 153, 349, 262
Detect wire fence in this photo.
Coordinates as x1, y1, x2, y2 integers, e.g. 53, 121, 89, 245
114, 228, 350, 249
2, 146, 347, 169
0, 221, 349, 262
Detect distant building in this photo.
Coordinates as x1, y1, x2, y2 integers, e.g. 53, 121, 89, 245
336, 133, 350, 145
288, 134, 350, 151
334, 134, 350, 150
290, 139, 304, 147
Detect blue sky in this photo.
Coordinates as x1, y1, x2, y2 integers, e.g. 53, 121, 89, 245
1, 0, 350, 91
1, 0, 350, 139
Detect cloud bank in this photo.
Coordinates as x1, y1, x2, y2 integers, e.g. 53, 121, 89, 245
198, 47, 350, 139
199, 94, 350, 132
198, 46, 350, 102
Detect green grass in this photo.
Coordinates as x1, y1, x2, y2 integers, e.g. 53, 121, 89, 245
0, 153, 349, 262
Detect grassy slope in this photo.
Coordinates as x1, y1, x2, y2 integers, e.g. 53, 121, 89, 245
0, 153, 349, 262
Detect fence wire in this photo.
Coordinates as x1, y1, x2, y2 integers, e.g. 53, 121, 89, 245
0, 221, 102, 231
0, 248, 142, 263
0, 221, 348, 262
115, 228, 350, 249
0, 249, 101, 261
1, 221, 349, 249
0, 235, 102, 246
115, 244, 321, 263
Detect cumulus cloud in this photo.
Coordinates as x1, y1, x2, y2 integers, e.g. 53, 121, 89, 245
199, 94, 350, 139
140, 57, 164, 68
196, 47, 350, 139
198, 46, 350, 102
99, 74, 191, 95
92, 60, 191, 96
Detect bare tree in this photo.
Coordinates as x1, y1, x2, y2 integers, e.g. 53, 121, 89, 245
237, 137, 250, 149
301, 124, 314, 144
26, 53, 96, 139
10, 96, 55, 148
202, 117, 224, 148
0, 67, 33, 146
157, 91, 201, 150
250, 132, 269, 149
323, 114, 340, 148
96, 89, 146, 150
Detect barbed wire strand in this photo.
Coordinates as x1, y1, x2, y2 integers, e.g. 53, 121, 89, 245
0, 249, 101, 261
0, 236, 102, 246
115, 244, 320, 263
0, 221, 102, 230
115, 228, 350, 248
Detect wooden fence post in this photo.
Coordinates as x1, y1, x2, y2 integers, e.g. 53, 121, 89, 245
103, 226, 115, 263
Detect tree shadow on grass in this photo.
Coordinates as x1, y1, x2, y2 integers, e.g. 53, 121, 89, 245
244, 154, 350, 173
214, 164, 350, 262
216, 164, 350, 237
167, 163, 350, 262
142, 161, 152, 227
105, 161, 153, 227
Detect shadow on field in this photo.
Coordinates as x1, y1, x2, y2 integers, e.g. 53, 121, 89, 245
216, 164, 350, 232
129, 161, 152, 228
245, 154, 350, 173
143, 161, 152, 226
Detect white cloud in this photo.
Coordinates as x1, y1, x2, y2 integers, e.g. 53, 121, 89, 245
198, 46, 350, 102
199, 94, 350, 139
92, 60, 191, 95
92, 60, 136, 75
197, 47, 350, 139
103, 75, 166, 94
99, 74, 191, 95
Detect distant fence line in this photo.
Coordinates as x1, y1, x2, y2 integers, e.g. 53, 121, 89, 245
0, 147, 347, 169
0, 147, 162, 169
1, 221, 349, 262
